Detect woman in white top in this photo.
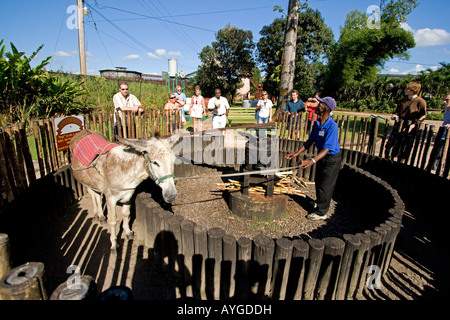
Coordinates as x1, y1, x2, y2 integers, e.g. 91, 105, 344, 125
189, 85, 207, 132
256, 91, 273, 124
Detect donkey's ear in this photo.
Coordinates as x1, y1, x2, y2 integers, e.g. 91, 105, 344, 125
165, 134, 181, 149
117, 136, 148, 152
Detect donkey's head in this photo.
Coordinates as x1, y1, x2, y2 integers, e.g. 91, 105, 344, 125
117, 136, 178, 203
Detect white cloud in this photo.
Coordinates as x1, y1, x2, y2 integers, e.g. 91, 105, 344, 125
146, 52, 164, 60
54, 51, 73, 57
389, 67, 400, 73
401, 23, 450, 47
122, 54, 142, 60
400, 64, 439, 75
146, 52, 158, 59
168, 51, 182, 58
146, 49, 182, 60
156, 49, 167, 56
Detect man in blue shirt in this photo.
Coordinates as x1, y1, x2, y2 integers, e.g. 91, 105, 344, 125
285, 97, 341, 220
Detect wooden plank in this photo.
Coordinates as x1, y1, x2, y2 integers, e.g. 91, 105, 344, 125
181, 219, 196, 297
2, 126, 26, 193
193, 224, 208, 300
222, 233, 236, 300
348, 232, 371, 299
0, 130, 14, 202
270, 237, 293, 300
205, 227, 225, 300
335, 234, 361, 300
315, 237, 345, 300
235, 236, 252, 299
303, 238, 324, 300
251, 234, 275, 299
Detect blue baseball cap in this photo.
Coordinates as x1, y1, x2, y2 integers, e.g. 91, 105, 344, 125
317, 97, 337, 111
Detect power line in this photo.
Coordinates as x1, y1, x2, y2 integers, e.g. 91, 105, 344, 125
135, 0, 201, 54
49, 0, 71, 70
88, 9, 115, 68
84, 10, 197, 73
93, 5, 276, 22
85, 3, 167, 61
387, 60, 440, 67
99, 4, 216, 33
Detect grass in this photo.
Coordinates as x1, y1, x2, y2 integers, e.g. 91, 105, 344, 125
249, 216, 280, 231
27, 134, 38, 160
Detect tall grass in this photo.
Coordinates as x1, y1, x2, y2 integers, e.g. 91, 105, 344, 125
56, 73, 195, 113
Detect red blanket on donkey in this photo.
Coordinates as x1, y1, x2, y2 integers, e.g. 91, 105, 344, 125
73, 134, 118, 167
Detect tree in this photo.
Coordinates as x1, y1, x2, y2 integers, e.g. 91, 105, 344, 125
323, 0, 418, 96
195, 45, 225, 97
277, 0, 299, 115
0, 40, 89, 126
196, 25, 255, 101
257, 5, 334, 102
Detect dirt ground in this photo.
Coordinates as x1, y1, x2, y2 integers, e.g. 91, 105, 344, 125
16, 172, 447, 301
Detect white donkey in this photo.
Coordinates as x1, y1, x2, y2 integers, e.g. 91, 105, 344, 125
70, 129, 178, 251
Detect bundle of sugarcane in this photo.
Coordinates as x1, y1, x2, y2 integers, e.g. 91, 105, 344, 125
216, 177, 306, 197
216, 179, 241, 191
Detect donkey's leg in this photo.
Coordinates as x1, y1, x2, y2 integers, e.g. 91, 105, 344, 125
121, 204, 134, 240
106, 197, 119, 251
87, 187, 105, 221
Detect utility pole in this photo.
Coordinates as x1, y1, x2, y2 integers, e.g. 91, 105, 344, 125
77, 0, 86, 74
276, 0, 299, 117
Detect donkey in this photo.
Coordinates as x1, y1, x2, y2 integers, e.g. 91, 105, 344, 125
70, 129, 178, 251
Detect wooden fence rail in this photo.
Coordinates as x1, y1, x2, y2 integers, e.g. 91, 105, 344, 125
0, 109, 448, 215
0, 110, 182, 214
277, 111, 450, 179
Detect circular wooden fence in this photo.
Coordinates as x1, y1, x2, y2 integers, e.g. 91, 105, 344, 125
134, 161, 404, 300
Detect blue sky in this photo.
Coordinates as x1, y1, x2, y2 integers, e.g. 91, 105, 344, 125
1, 0, 449, 77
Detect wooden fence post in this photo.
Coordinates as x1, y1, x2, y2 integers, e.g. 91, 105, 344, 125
235, 237, 252, 299
206, 227, 225, 300
251, 234, 275, 299
335, 234, 361, 300
315, 237, 345, 300
0, 262, 47, 300
167, 215, 184, 278
221, 234, 236, 300
270, 237, 293, 300
368, 117, 379, 155
180, 219, 196, 298
348, 232, 371, 299
193, 225, 208, 300
0, 234, 11, 281
285, 239, 309, 300
303, 238, 324, 300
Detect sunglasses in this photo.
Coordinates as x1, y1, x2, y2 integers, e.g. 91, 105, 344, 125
121, 88, 129, 91
170, 96, 176, 99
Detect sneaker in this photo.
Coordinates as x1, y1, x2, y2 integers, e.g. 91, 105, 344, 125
306, 213, 327, 221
